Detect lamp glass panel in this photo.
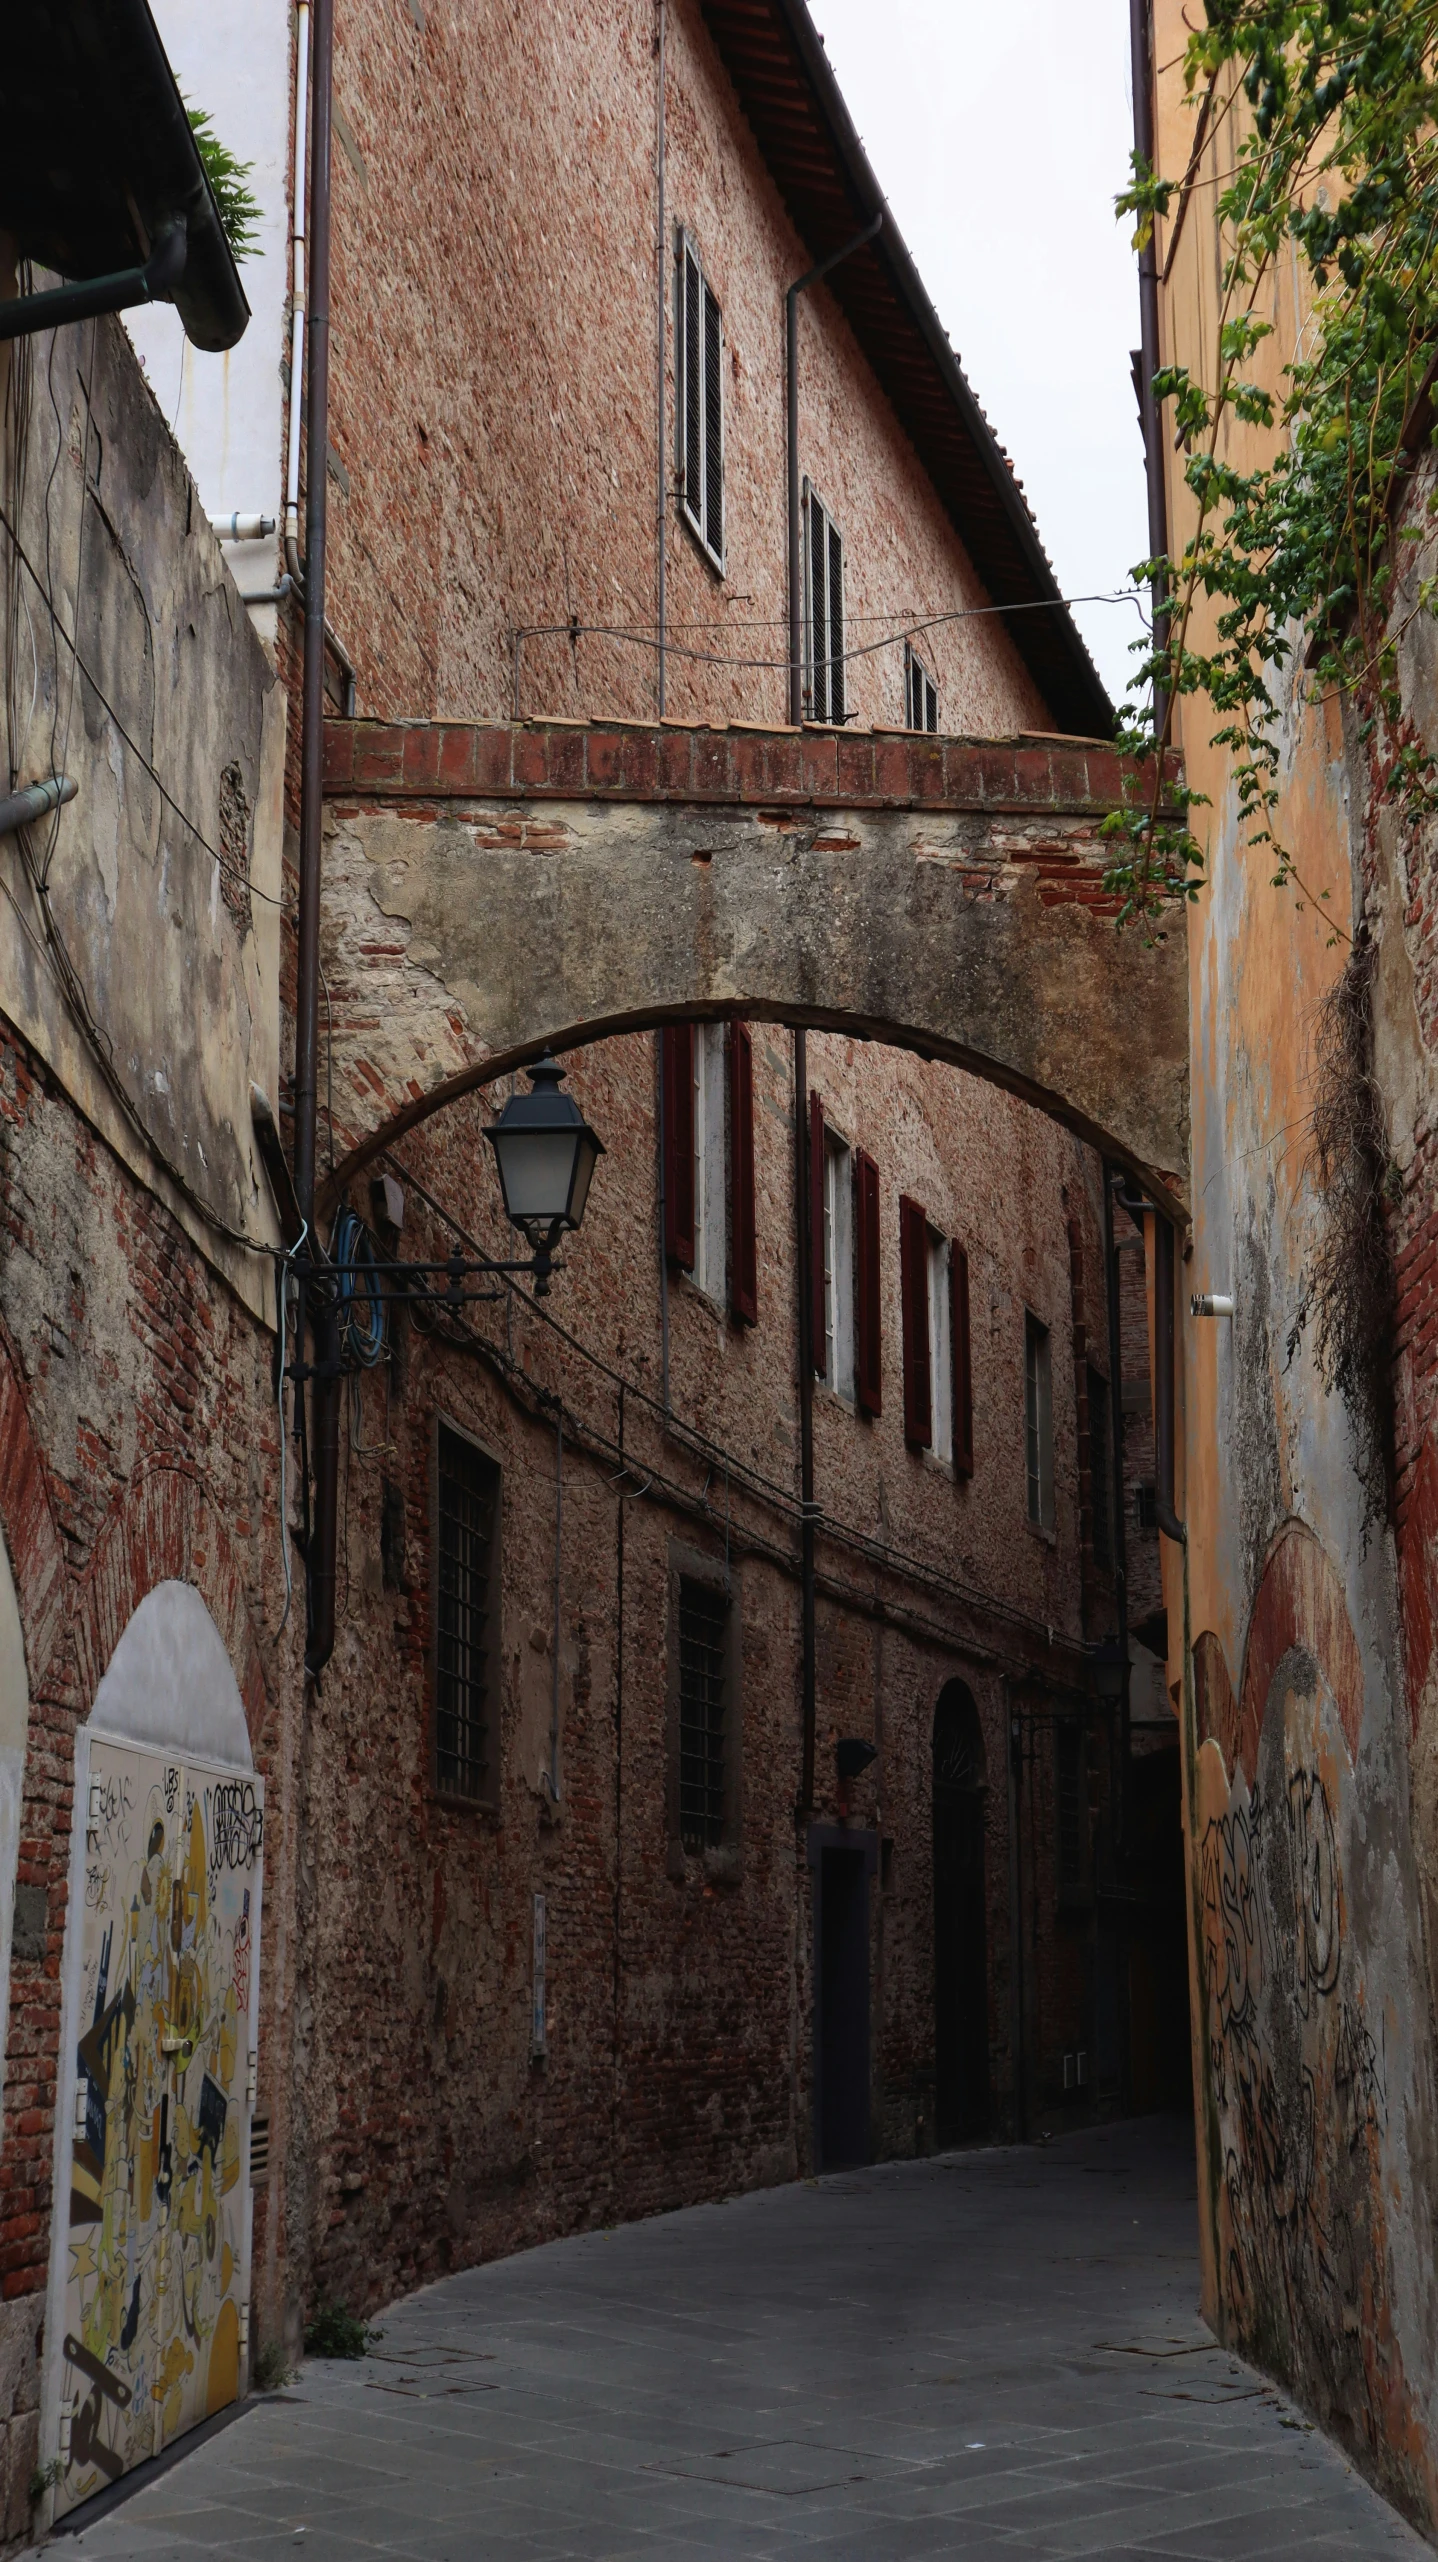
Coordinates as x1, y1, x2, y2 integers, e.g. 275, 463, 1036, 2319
566, 1132, 600, 1230
493, 1128, 580, 1223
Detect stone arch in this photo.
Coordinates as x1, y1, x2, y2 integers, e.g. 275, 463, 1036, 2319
318, 720, 1190, 1216
0, 1323, 67, 1692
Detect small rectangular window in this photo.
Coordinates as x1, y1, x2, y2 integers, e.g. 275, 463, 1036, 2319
854, 1149, 882, 1417
927, 1229, 952, 1464
1025, 1312, 1054, 1531
677, 232, 724, 573
822, 1132, 855, 1397
900, 1195, 932, 1448
434, 1423, 500, 1799
1087, 1365, 1112, 1570
728, 1022, 758, 1325
692, 1021, 727, 1301
1056, 1721, 1084, 1889
678, 1577, 730, 1850
803, 480, 845, 724
905, 641, 938, 732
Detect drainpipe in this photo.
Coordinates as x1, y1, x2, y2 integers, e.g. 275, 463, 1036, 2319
654, 0, 667, 718
295, 0, 339, 1680
1129, 0, 1170, 732
786, 214, 882, 725
795, 1028, 817, 1814
274, 0, 356, 717
1152, 1212, 1185, 1546
1005, 1681, 1027, 2142
1103, 1164, 1132, 1853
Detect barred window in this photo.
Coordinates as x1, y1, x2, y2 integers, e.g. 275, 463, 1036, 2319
677, 232, 724, 573
434, 1423, 500, 1800
678, 1577, 729, 1851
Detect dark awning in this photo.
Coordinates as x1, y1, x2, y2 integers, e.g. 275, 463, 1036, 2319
699, 0, 1114, 738
0, 0, 249, 353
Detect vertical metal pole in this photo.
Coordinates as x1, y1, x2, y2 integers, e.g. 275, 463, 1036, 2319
1129, 0, 1170, 733
1103, 1165, 1131, 1853
1005, 1682, 1027, 2142
795, 1028, 816, 1813
654, 0, 667, 718
786, 286, 802, 728
296, 0, 338, 1679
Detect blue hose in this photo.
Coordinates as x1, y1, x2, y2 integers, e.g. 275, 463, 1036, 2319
331, 1206, 387, 1367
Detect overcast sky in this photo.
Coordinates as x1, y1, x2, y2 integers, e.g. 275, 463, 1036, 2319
809, 0, 1146, 710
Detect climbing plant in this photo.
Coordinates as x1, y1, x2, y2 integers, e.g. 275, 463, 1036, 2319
189, 107, 263, 266
1107, 0, 1438, 932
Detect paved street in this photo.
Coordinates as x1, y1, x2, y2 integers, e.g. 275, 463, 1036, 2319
37, 2118, 1428, 2561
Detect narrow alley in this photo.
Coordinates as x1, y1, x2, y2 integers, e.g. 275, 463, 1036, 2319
31, 2122, 1423, 2562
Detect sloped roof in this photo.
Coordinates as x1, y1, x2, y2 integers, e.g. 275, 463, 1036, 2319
699, 0, 1114, 738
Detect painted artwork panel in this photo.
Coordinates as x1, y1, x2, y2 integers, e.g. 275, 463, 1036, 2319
58, 1743, 263, 2517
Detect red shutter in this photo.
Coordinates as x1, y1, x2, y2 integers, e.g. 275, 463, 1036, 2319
662, 1025, 695, 1269
808, 1089, 825, 1376
854, 1149, 882, 1416
952, 1239, 973, 1477
899, 1194, 931, 1448
729, 1022, 757, 1324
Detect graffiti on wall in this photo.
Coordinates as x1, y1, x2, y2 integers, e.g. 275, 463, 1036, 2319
58, 1738, 262, 2517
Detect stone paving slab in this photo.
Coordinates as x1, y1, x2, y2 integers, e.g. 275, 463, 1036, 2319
28, 2116, 1432, 2561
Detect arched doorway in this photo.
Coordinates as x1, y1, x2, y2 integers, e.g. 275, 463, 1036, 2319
933, 1681, 989, 2145
44, 1582, 264, 2521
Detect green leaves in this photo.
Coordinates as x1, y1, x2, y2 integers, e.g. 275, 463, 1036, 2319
188, 106, 262, 265
1109, 0, 1438, 923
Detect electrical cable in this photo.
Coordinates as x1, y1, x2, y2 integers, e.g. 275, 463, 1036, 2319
330, 1205, 386, 1366
0, 495, 294, 913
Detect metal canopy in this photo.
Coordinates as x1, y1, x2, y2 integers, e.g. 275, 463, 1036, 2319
698, 0, 1115, 740
0, 0, 250, 353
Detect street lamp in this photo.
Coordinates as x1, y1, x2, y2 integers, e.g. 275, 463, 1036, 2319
485, 1055, 604, 1263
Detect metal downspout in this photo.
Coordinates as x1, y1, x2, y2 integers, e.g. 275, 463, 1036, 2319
1103, 1165, 1132, 1853
654, 0, 667, 718
1129, 0, 1170, 730
795, 1028, 817, 1813
296, 0, 339, 1680
786, 215, 882, 726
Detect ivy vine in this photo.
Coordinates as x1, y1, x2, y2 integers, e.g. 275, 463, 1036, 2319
1107, 0, 1438, 932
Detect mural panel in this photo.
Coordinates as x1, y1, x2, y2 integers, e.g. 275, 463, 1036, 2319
57, 1739, 262, 2516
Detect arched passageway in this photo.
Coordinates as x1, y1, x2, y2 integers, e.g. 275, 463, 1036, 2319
933, 1680, 989, 2145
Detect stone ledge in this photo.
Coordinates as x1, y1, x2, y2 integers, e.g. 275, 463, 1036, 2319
323, 717, 1181, 816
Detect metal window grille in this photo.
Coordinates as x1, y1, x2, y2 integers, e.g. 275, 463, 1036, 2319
678, 233, 724, 572
249, 2112, 270, 2186
905, 641, 938, 732
1056, 1722, 1084, 1888
435, 1424, 499, 1798
803, 480, 845, 723
678, 1577, 728, 1850
1087, 1366, 1112, 1569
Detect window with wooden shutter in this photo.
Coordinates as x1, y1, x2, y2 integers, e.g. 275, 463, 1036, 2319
905, 641, 939, 732
677, 232, 724, 573
803, 480, 845, 723
900, 1195, 931, 1447
1025, 1311, 1054, 1529
952, 1240, 974, 1477
854, 1149, 882, 1416
662, 1025, 696, 1269
728, 1022, 757, 1325
808, 1089, 825, 1376
820, 1128, 854, 1396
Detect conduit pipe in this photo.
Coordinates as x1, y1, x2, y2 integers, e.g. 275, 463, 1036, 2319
795, 1027, 817, 1814
1102, 1163, 1131, 1852
654, 0, 667, 718
0, 774, 75, 837
786, 213, 882, 725
294, 0, 340, 1680
1129, 0, 1170, 729
275, 1, 355, 717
